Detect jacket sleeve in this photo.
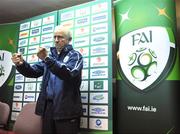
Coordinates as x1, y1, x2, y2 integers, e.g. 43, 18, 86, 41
16, 61, 44, 78
45, 51, 83, 80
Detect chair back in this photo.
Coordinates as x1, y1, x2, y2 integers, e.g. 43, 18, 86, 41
13, 102, 42, 134
0, 101, 10, 129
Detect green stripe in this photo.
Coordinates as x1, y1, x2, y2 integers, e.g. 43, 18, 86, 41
166, 27, 175, 43
166, 49, 180, 80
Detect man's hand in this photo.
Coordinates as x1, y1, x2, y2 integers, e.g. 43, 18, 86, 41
37, 47, 47, 60
11, 53, 24, 66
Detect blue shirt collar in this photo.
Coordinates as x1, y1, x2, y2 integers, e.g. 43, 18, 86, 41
50, 44, 73, 57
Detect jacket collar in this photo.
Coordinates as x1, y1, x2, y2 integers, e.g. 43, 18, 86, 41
50, 44, 73, 57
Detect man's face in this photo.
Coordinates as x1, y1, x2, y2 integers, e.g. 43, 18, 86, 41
54, 31, 69, 53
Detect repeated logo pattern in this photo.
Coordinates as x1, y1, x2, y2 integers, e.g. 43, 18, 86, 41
12, 11, 57, 121
59, 0, 112, 131
12, 0, 112, 132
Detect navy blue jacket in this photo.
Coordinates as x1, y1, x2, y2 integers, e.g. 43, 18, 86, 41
16, 45, 83, 119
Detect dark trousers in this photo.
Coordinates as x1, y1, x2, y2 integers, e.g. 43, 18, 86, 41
42, 100, 80, 134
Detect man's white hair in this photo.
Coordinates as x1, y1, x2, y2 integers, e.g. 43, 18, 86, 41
54, 25, 72, 41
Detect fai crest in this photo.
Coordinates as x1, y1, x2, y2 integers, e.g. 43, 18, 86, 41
0, 50, 13, 87
117, 26, 176, 91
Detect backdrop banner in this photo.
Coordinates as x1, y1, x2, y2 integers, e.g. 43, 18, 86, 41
58, 0, 113, 133
0, 23, 19, 112
114, 0, 180, 133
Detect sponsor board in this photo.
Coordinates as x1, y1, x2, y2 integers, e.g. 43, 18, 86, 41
14, 1, 113, 132
31, 19, 42, 28
18, 38, 28, 47
12, 102, 22, 111
75, 7, 90, 18
90, 68, 108, 79
75, 47, 89, 57
14, 83, 24, 92
92, 2, 108, 14
89, 105, 108, 117
74, 36, 89, 47
42, 24, 54, 34
89, 118, 108, 130
20, 22, 30, 31
18, 47, 27, 55
27, 45, 39, 54
91, 23, 108, 34
13, 93, 23, 101
60, 20, 74, 29
19, 30, 29, 39
90, 80, 108, 91
61, 11, 74, 21
90, 45, 108, 56
13, 11, 58, 122
15, 74, 24, 82
91, 33, 108, 45
23, 93, 35, 101
29, 36, 40, 45
43, 15, 55, 25
90, 92, 108, 104
90, 56, 108, 67
30, 27, 41, 36
24, 83, 36, 92
81, 92, 88, 103
75, 16, 90, 27
27, 54, 38, 63
75, 26, 90, 37
91, 12, 108, 24
41, 33, 53, 43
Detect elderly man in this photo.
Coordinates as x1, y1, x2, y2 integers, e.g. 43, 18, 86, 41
11, 25, 83, 134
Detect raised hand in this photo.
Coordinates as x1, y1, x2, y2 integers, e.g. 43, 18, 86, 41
11, 53, 24, 66
37, 47, 48, 60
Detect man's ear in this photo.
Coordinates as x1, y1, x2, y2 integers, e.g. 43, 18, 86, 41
69, 37, 72, 41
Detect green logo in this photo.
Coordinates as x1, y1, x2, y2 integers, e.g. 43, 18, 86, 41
117, 26, 176, 91
94, 81, 104, 90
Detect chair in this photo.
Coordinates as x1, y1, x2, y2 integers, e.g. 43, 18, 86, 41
0, 101, 10, 130
13, 102, 42, 134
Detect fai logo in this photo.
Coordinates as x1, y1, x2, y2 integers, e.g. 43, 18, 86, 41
117, 26, 176, 91
0, 50, 13, 87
